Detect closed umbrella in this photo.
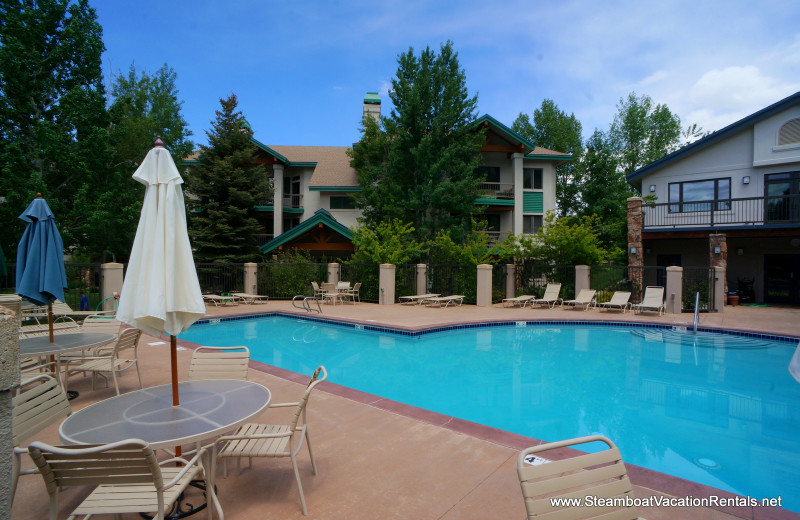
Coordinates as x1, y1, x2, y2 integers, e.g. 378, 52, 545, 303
16, 194, 68, 342
116, 138, 205, 406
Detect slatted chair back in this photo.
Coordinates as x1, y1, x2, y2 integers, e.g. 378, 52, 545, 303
188, 346, 250, 381
641, 286, 665, 306
541, 283, 561, 300
289, 365, 328, 431
82, 315, 122, 335
517, 435, 640, 520
608, 291, 631, 306
12, 375, 71, 446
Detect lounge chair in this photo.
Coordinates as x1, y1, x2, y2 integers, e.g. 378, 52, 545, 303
188, 346, 250, 381
27, 438, 217, 520
562, 289, 597, 310
213, 366, 327, 516
502, 295, 536, 308
528, 283, 562, 308
517, 435, 642, 519
399, 293, 440, 305
23, 299, 112, 319
632, 286, 665, 316
232, 292, 269, 304
425, 295, 465, 307
203, 293, 239, 306
596, 291, 632, 313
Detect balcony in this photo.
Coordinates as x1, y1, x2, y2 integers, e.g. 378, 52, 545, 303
485, 231, 511, 247
642, 194, 800, 230
477, 183, 514, 200
258, 194, 304, 210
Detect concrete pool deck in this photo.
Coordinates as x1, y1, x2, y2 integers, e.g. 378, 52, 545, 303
11, 301, 800, 520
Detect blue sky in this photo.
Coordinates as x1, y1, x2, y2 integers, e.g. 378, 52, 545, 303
95, 0, 800, 149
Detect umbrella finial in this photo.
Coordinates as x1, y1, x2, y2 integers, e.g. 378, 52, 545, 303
153, 136, 165, 148
36, 192, 42, 198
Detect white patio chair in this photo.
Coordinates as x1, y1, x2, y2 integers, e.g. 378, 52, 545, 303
562, 289, 597, 310
188, 346, 250, 381
632, 286, 665, 316
64, 327, 143, 395
596, 291, 632, 312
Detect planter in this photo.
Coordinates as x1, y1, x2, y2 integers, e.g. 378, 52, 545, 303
727, 294, 740, 306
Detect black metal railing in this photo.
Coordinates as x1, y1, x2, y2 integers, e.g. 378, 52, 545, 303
682, 267, 717, 312
2, 262, 103, 310
515, 263, 574, 300
395, 264, 418, 301
491, 265, 506, 303
257, 262, 327, 299
196, 263, 244, 295
339, 263, 380, 303
477, 182, 514, 200
643, 194, 800, 229
427, 264, 477, 304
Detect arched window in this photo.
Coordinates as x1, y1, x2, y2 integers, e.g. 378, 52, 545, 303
778, 118, 800, 146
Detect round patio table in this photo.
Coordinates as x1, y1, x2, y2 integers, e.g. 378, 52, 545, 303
59, 379, 271, 450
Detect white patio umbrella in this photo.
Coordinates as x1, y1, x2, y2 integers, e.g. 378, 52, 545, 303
116, 137, 205, 407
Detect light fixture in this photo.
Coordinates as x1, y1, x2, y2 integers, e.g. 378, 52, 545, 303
737, 248, 744, 256
630, 246, 638, 254
649, 185, 656, 192
743, 176, 750, 184
713, 245, 722, 254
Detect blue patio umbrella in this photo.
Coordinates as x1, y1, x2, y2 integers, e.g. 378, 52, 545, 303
16, 194, 68, 340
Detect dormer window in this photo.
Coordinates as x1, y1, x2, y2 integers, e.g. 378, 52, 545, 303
778, 118, 800, 146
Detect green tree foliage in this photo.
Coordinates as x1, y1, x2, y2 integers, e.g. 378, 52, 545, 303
515, 212, 608, 266
350, 219, 427, 265
607, 92, 682, 176
512, 99, 583, 216
0, 0, 107, 255
185, 94, 271, 262
349, 41, 485, 243
72, 63, 194, 260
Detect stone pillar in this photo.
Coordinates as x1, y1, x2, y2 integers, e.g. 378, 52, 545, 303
100, 262, 124, 312
0, 307, 20, 519
379, 264, 396, 304
476, 264, 493, 307
627, 197, 644, 299
575, 265, 590, 298
505, 264, 516, 299
665, 266, 683, 315
327, 263, 340, 285
512, 153, 524, 235
244, 262, 258, 295
272, 164, 284, 238
713, 267, 725, 313
415, 264, 427, 296
709, 233, 727, 295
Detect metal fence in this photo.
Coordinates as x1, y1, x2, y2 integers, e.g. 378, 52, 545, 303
427, 264, 477, 304
196, 263, 244, 295
395, 264, 418, 302
339, 263, 380, 303
682, 267, 717, 312
256, 262, 327, 299
515, 263, 574, 300
491, 265, 506, 303
1, 262, 103, 310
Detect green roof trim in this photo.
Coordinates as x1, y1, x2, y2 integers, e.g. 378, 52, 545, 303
474, 198, 515, 206
259, 208, 353, 254
472, 114, 538, 152
525, 153, 571, 161
254, 206, 304, 214
308, 186, 362, 192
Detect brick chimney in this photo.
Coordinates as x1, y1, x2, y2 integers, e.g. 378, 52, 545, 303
363, 92, 381, 122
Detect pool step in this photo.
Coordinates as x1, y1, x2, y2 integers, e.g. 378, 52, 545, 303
629, 329, 773, 349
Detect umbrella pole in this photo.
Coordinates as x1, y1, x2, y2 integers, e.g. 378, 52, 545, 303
171, 335, 180, 406
48, 302, 54, 343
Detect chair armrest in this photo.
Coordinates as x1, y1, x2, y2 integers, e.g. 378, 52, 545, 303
268, 401, 299, 408
159, 448, 208, 490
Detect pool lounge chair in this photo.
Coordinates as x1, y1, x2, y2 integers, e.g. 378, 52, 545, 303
632, 286, 665, 316
23, 300, 112, 319
203, 293, 239, 306
517, 435, 642, 519
232, 292, 269, 304
425, 295, 464, 308
596, 291, 632, 313
501, 295, 536, 308
399, 293, 440, 305
528, 283, 562, 309
561, 289, 596, 310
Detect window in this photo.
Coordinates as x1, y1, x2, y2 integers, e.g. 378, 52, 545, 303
523, 168, 543, 189
330, 195, 355, 210
475, 166, 500, 183
523, 214, 543, 234
778, 118, 800, 146
668, 178, 731, 212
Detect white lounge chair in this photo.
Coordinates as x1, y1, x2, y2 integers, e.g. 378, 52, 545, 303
502, 295, 535, 307
528, 283, 562, 308
232, 292, 269, 304
562, 289, 597, 310
596, 291, 632, 313
425, 295, 465, 307
632, 286, 665, 316
399, 293, 440, 305
203, 293, 239, 306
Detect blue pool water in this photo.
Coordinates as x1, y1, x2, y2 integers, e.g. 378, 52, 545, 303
180, 315, 800, 512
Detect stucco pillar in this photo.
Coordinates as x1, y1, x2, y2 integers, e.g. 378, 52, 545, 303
713, 267, 725, 313
504, 264, 516, 299
627, 197, 644, 299
272, 164, 284, 238
379, 264, 396, 304
476, 264, 493, 307
665, 266, 683, 315
100, 262, 124, 312
244, 262, 258, 295
709, 234, 727, 295
512, 153, 524, 235
0, 307, 21, 519
575, 265, 591, 298
327, 263, 340, 285
415, 264, 427, 296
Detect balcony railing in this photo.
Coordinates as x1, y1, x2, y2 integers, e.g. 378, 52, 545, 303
260, 194, 304, 209
642, 194, 800, 229
486, 231, 510, 246
477, 182, 514, 200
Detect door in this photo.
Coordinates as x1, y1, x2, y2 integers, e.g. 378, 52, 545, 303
764, 254, 800, 304
765, 172, 800, 223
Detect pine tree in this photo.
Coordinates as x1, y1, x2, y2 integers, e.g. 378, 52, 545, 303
349, 41, 485, 243
184, 94, 271, 262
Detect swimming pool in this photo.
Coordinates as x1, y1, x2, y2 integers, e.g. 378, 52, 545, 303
180, 314, 800, 512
